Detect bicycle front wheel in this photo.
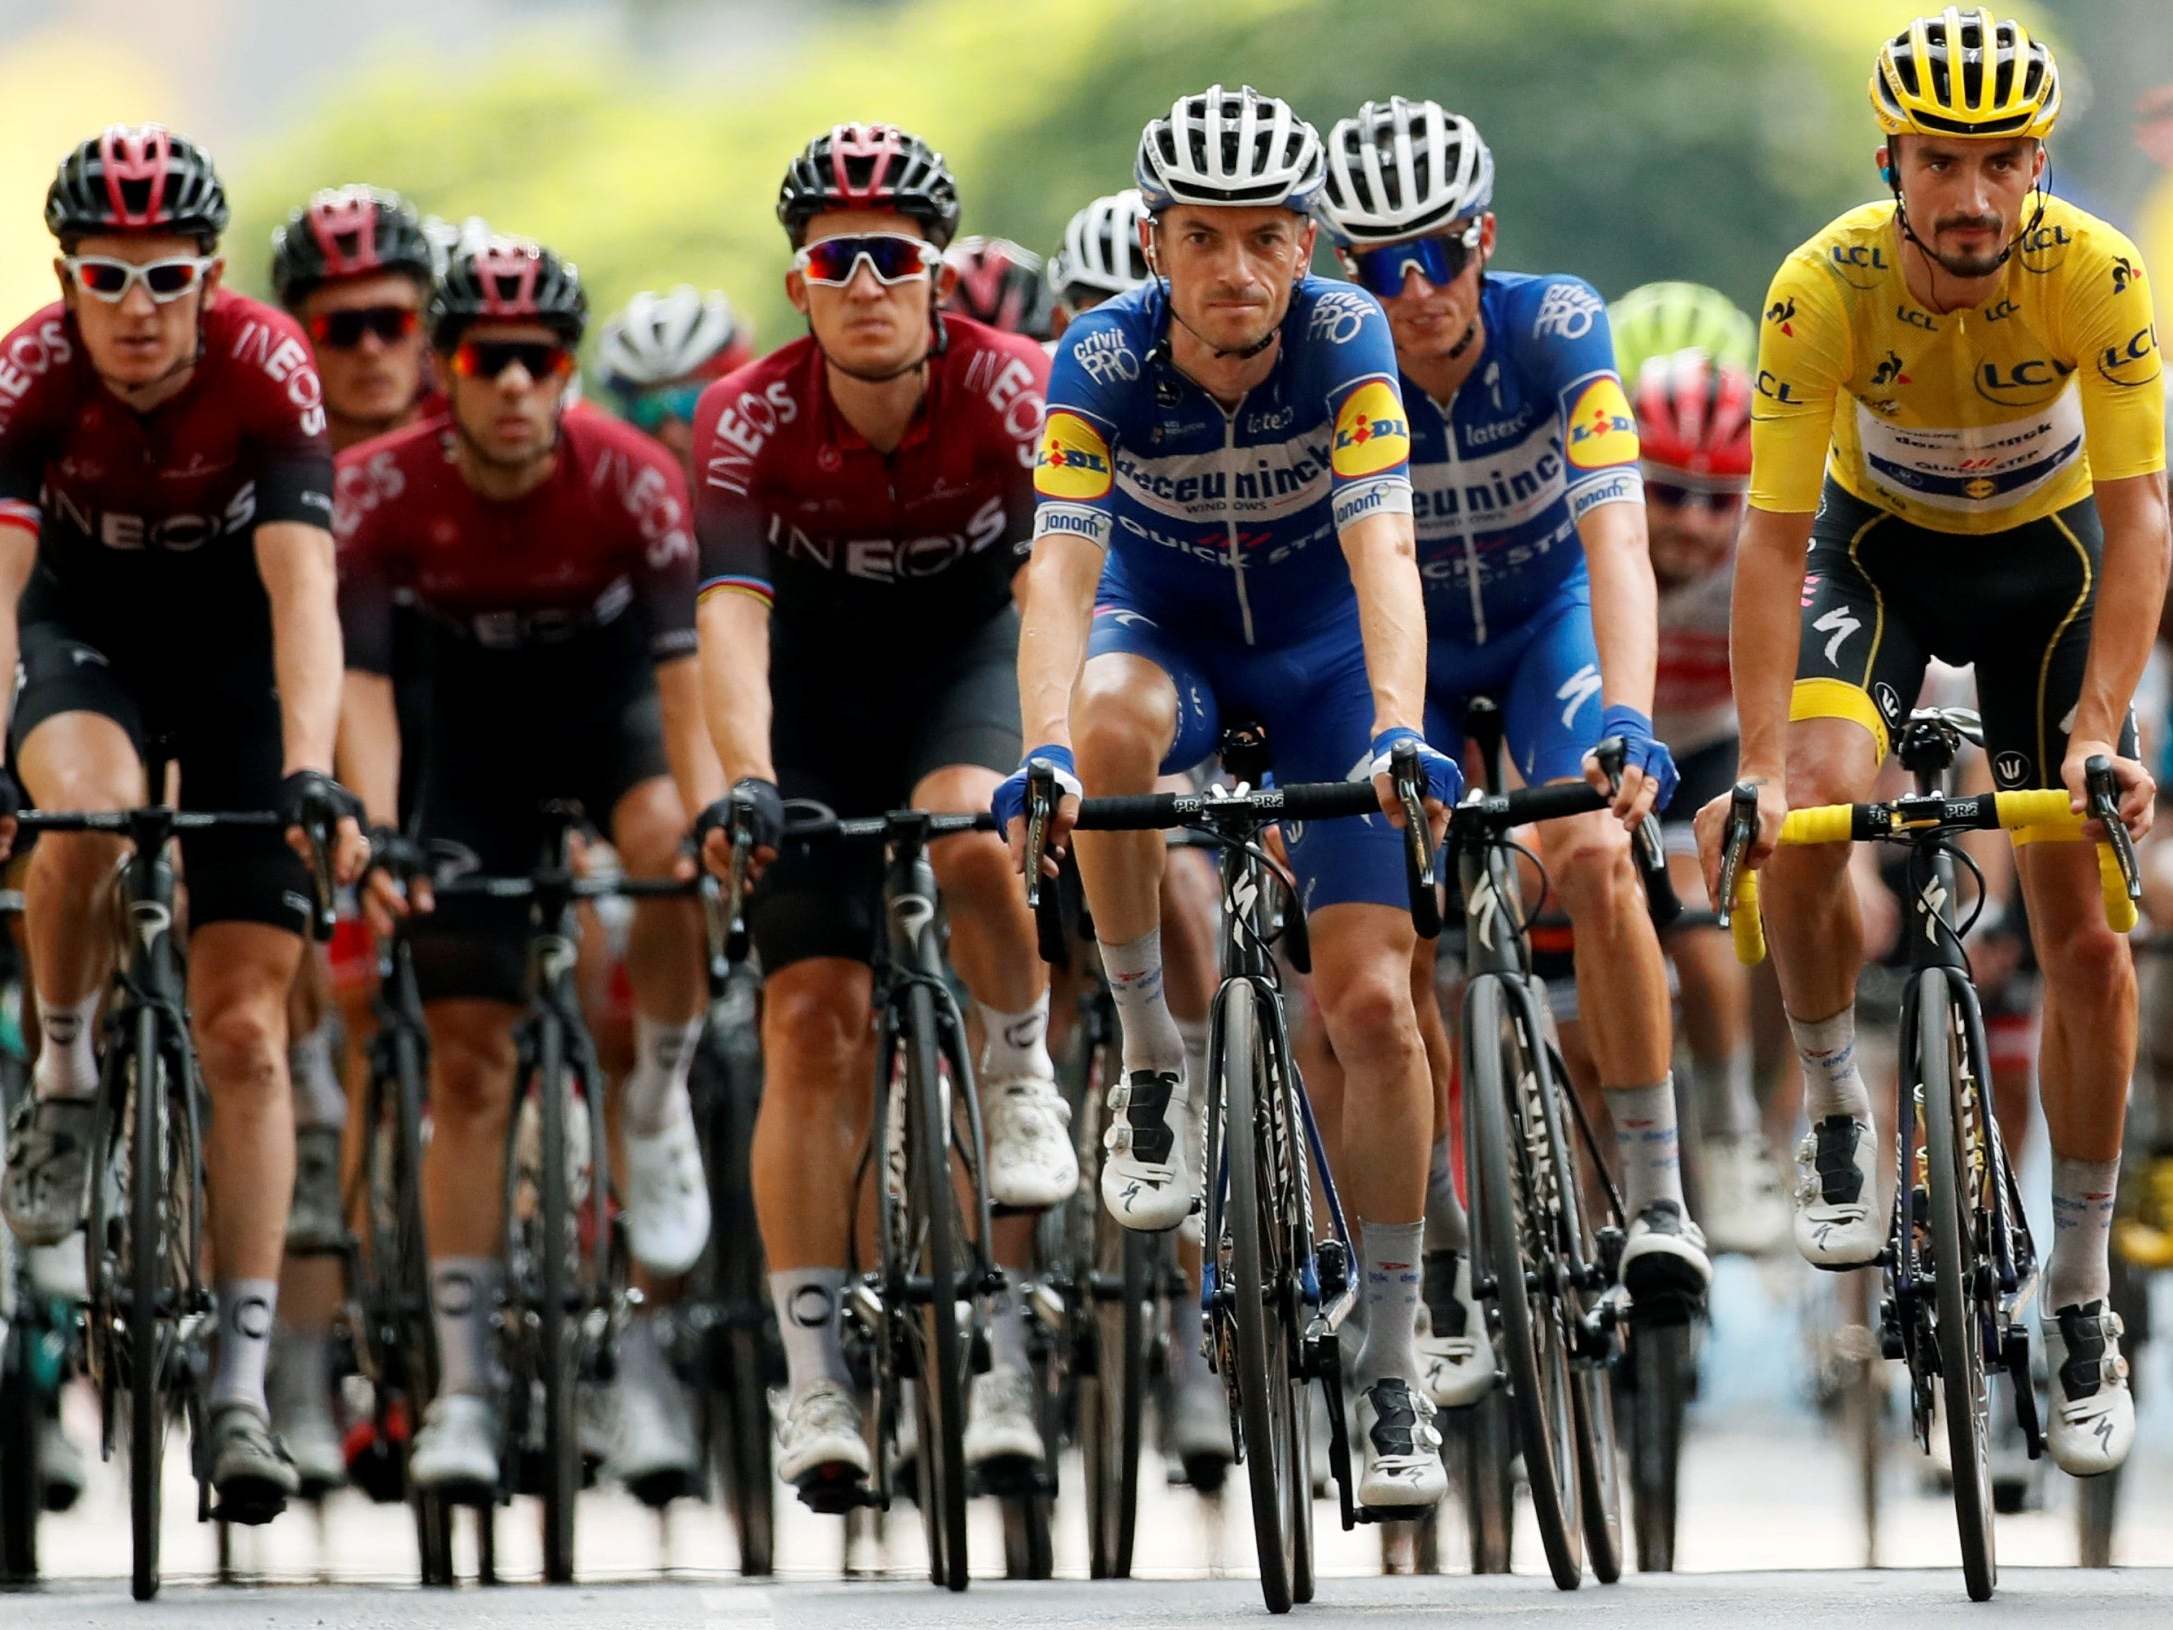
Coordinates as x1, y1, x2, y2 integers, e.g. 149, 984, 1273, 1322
1077, 1022, 1150, 1579
902, 981, 970, 1592
124, 1007, 171, 1602
1221, 979, 1302, 1614
1626, 1316, 1691, 1570
535, 1024, 580, 1585
1464, 977, 1583, 1590
1918, 969, 1995, 1602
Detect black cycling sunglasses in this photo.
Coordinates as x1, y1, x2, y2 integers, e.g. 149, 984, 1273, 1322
1646, 480, 1746, 513
308, 305, 420, 350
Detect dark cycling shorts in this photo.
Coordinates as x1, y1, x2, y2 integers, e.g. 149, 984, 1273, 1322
750, 609, 1021, 974
1793, 478, 2134, 788
408, 682, 670, 1004
1660, 737, 1740, 854
10, 623, 311, 937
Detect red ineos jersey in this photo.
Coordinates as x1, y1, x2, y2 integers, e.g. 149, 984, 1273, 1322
335, 403, 698, 679
691, 316, 1048, 660
0, 292, 332, 665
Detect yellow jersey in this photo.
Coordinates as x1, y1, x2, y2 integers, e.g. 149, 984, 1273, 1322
1749, 196, 2164, 531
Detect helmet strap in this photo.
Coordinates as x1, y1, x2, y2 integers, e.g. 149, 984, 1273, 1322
1889, 144, 2051, 283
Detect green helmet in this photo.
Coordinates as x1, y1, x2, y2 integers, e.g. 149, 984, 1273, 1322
1608, 281, 1756, 381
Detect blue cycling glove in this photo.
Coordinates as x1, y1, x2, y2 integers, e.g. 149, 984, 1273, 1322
1598, 704, 1679, 812
1368, 727, 1464, 807
992, 743, 1083, 832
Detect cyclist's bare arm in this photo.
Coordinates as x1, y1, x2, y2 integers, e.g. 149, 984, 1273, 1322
1338, 508, 1426, 751
696, 591, 776, 788
0, 525, 34, 748
655, 652, 725, 826
1575, 498, 1660, 817
336, 674, 400, 830
1009, 528, 1103, 868
2067, 471, 2170, 832
258, 521, 345, 778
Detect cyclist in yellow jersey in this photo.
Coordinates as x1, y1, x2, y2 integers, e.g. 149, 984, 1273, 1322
1696, 9, 2168, 1479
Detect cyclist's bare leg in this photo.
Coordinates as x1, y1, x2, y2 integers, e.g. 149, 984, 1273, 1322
1667, 850, 1758, 1129
2017, 836, 2133, 1310
192, 920, 305, 1411
278, 951, 343, 1353
420, 997, 519, 1395
1765, 718, 1881, 1033
17, 713, 143, 1088
1071, 655, 1175, 1040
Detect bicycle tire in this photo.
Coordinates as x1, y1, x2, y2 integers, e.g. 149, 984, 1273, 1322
1267, 1013, 1315, 1607
1918, 970, 1996, 1602
1627, 1318, 1690, 1571
0, 1303, 37, 1582
536, 1024, 580, 1585
1464, 976, 1583, 1589
903, 981, 970, 1591
1573, 1344, 1623, 1584
1077, 1022, 1149, 1580
1222, 979, 1297, 1614
1000, 1346, 1057, 1582
383, 1024, 456, 1588
703, 1024, 775, 1576
125, 1007, 166, 1602
1455, 1392, 1515, 1573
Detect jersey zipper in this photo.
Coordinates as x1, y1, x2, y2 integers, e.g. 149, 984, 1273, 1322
1217, 396, 1256, 645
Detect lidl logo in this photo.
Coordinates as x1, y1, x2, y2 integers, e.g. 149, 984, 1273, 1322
1034, 411, 1114, 500
1563, 375, 1638, 470
1330, 380, 1412, 479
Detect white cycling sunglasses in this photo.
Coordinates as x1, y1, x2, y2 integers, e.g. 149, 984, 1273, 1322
65, 254, 217, 304
792, 233, 941, 288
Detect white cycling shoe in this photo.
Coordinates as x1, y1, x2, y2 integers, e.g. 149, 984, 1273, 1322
408, 1392, 503, 1499
1354, 1377, 1447, 1509
776, 1378, 871, 1490
1698, 1132, 1792, 1256
1418, 1250, 1495, 1407
623, 1098, 711, 1277
2042, 1301, 2134, 1477
963, 1365, 1044, 1472
1794, 1114, 1882, 1268
1100, 1069, 1194, 1233
983, 1073, 1078, 1210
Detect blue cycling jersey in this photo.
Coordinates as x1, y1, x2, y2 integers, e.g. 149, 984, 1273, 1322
1406, 271, 1643, 644
1033, 275, 1414, 647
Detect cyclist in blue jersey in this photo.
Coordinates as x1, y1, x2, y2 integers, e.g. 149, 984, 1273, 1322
998, 85, 1457, 1509
1319, 98, 1712, 1344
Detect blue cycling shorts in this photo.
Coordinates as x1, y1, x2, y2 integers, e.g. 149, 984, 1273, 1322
1424, 574, 1602, 787
1084, 595, 1405, 915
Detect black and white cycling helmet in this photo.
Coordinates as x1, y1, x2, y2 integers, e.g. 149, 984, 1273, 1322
1135, 84, 1326, 214
597, 286, 753, 392
1049, 188, 1151, 308
1319, 97, 1495, 245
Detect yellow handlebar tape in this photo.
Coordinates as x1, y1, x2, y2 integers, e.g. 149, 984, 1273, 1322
1777, 804, 1854, 845
1730, 869, 1766, 967
1992, 789, 2075, 829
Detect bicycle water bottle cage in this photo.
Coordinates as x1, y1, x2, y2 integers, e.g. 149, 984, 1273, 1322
1219, 720, 1271, 788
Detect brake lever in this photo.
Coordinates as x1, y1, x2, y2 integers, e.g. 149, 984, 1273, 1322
1389, 740, 1441, 940
1024, 760, 1069, 968
725, 804, 754, 966
1715, 781, 1760, 930
2084, 754, 2141, 902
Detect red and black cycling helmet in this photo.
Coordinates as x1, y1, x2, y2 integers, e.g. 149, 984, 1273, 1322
46, 123, 229, 248
941, 236, 1055, 339
270, 185, 435, 310
427, 235, 587, 350
778, 123, 961, 249
1632, 348, 1753, 483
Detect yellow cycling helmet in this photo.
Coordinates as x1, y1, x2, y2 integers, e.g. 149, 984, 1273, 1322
1870, 9, 2060, 141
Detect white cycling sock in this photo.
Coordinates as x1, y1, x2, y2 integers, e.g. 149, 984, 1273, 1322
1425, 1133, 1470, 1252
987, 1279, 1030, 1375
2047, 1154, 2120, 1311
1789, 1007, 1873, 1123
210, 1279, 279, 1412
32, 991, 99, 1101
290, 1018, 346, 1132
430, 1257, 501, 1398
1353, 1218, 1424, 1391
1176, 1017, 1211, 1181
1705, 1046, 1759, 1140
1611, 1078, 1686, 1213
624, 1013, 703, 1137
771, 1268, 851, 1391
977, 990, 1053, 1084
618, 1308, 672, 1394
1101, 929, 1185, 1079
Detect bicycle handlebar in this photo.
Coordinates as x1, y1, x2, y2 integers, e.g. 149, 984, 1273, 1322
1724, 756, 2140, 966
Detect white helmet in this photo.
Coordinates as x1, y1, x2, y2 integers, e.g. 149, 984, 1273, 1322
1135, 84, 1326, 214
596, 286, 750, 392
1049, 188, 1151, 305
1319, 97, 1494, 245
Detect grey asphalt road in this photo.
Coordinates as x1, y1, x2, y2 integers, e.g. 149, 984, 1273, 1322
3, 1570, 2170, 1630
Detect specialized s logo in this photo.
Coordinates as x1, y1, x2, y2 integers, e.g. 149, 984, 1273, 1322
1330, 380, 1411, 478
1034, 411, 1114, 500
1562, 375, 1638, 470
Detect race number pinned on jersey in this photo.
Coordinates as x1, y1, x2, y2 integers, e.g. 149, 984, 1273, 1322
1330, 379, 1411, 479
1563, 373, 1639, 471
1034, 411, 1114, 501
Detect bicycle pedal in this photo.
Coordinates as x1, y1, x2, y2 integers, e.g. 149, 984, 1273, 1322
793, 1467, 878, 1515
1352, 1502, 1430, 1526
972, 1457, 1050, 1500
